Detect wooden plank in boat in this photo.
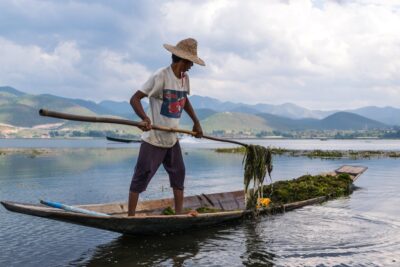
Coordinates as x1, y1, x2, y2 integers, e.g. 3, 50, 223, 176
78, 202, 126, 214
199, 191, 244, 211
335, 165, 368, 181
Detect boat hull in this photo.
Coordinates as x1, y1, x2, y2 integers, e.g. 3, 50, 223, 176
0, 194, 330, 235
1, 201, 245, 235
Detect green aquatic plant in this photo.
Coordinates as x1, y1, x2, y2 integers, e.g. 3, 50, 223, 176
243, 145, 273, 210
196, 207, 220, 213
270, 147, 289, 155
28, 149, 43, 158
0, 149, 49, 158
263, 173, 353, 205
388, 152, 400, 158
161, 206, 175, 215
306, 150, 343, 158
214, 147, 247, 153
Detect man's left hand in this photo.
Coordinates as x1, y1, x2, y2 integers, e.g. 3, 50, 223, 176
192, 122, 203, 138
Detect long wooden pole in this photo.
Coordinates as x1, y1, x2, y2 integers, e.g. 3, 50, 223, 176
39, 109, 248, 147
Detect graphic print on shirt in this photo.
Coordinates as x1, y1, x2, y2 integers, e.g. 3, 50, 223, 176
160, 89, 187, 118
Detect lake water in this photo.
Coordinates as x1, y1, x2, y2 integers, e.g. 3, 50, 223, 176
0, 139, 399, 266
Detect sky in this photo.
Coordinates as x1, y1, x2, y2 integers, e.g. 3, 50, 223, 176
0, 0, 399, 110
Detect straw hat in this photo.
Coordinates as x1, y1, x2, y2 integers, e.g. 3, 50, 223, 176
163, 38, 205, 66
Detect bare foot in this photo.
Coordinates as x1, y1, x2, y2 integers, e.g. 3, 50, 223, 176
187, 210, 199, 217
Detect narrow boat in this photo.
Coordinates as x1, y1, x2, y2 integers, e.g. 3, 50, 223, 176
106, 136, 141, 143
1, 165, 367, 235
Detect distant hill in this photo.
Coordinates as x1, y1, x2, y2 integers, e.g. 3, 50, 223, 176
257, 113, 318, 131
0, 104, 59, 127
253, 102, 324, 119
189, 95, 240, 112
64, 97, 111, 115
229, 106, 261, 114
180, 108, 217, 126
0, 87, 139, 125
99, 100, 133, 116
98, 100, 151, 119
0, 87, 98, 127
318, 112, 387, 130
200, 112, 271, 133
0, 86, 26, 97
257, 111, 387, 131
347, 106, 400, 126
190, 95, 400, 126
189, 95, 335, 120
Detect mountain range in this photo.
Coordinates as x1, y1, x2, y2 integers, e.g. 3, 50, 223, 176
0, 86, 398, 137
188, 95, 400, 126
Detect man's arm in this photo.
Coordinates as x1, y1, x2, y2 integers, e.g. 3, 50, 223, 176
183, 98, 203, 138
130, 90, 151, 131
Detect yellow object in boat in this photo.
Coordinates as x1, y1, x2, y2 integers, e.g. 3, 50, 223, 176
258, 198, 271, 207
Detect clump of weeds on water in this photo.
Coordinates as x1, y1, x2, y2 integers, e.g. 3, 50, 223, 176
263, 173, 353, 205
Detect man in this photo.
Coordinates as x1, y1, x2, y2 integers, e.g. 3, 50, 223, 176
128, 38, 205, 216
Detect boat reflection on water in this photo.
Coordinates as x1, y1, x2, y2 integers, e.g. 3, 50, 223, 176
68, 220, 276, 267
68, 225, 229, 267
242, 220, 275, 266
70, 234, 199, 267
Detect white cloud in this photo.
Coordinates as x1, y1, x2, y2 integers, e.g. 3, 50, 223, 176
0, 39, 81, 85
0, 0, 399, 109
93, 50, 151, 99
158, 0, 400, 109
0, 38, 150, 100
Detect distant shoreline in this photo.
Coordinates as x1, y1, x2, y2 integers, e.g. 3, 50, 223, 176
214, 147, 400, 159
2, 146, 400, 159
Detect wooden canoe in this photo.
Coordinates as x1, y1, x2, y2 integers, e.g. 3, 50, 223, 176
106, 136, 141, 143
1, 165, 367, 235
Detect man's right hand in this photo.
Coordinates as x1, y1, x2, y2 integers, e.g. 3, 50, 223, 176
140, 116, 152, 131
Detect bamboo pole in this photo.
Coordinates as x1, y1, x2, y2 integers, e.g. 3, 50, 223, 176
39, 109, 248, 147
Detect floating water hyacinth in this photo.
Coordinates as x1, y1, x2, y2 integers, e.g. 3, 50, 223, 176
243, 145, 273, 211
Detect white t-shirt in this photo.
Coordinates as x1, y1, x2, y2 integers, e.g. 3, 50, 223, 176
140, 66, 190, 148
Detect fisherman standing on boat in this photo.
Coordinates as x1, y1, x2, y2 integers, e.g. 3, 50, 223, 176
128, 38, 205, 216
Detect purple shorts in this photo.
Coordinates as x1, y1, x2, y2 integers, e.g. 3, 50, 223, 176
129, 141, 185, 193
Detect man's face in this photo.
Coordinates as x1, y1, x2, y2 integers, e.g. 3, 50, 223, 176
181, 59, 193, 72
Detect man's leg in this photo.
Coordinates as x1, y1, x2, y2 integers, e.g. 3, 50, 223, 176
128, 192, 139, 216
173, 188, 184, 214
128, 142, 166, 216
163, 142, 186, 214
